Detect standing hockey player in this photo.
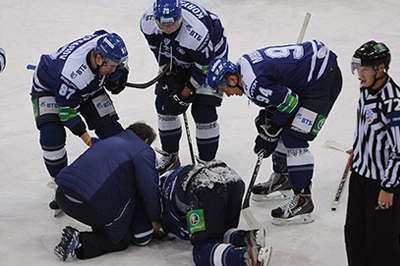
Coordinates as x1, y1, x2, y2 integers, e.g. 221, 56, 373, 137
160, 160, 271, 266
53, 122, 161, 261
140, 0, 229, 174
0, 47, 5, 73
207, 40, 343, 225
345, 41, 400, 266
30, 30, 130, 213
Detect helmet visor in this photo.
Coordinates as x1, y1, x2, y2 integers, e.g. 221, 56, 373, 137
351, 57, 361, 74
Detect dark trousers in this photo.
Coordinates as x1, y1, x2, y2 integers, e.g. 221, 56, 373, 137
344, 171, 400, 266
56, 190, 131, 259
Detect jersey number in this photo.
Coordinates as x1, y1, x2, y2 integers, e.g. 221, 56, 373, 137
384, 98, 400, 113
264, 45, 304, 60
59, 84, 76, 100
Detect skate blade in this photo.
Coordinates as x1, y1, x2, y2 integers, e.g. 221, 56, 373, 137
271, 213, 314, 226
256, 228, 267, 248
258, 246, 273, 266
54, 209, 64, 218
252, 191, 291, 201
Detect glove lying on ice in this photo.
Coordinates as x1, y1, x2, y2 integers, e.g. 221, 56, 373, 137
105, 64, 129, 94
253, 109, 282, 158
162, 91, 195, 115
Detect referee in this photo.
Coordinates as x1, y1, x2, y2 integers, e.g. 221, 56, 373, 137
345, 41, 400, 266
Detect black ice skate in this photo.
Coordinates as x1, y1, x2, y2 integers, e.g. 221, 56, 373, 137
271, 187, 314, 226
243, 229, 272, 266
252, 172, 292, 201
54, 226, 80, 261
155, 148, 181, 175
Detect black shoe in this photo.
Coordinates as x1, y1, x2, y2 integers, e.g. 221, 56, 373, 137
49, 199, 60, 210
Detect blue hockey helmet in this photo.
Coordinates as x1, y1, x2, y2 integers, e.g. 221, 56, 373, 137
95, 33, 128, 64
153, 0, 182, 25
207, 58, 238, 91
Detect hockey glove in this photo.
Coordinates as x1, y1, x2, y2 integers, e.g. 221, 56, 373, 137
254, 109, 282, 158
105, 64, 129, 95
162, 92, 195, 115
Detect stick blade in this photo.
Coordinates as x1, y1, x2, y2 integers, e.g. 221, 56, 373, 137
325, 139, 349, 152
242, 207, 263, 229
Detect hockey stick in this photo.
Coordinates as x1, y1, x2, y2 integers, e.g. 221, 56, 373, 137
26, 63, 169, 89
331, 164, 350, 211
297, 13, 311, 44
242, 150, 266, 229
183, 112, 196, 164
324, 139, 351, 211
241, 12, 312, 229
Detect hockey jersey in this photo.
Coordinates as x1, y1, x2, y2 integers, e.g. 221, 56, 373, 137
352, 77, 400, 191
140, 1, 228, 102
238, 39, 338, 126
31, 30, 109, 134
56, 130, 161, 243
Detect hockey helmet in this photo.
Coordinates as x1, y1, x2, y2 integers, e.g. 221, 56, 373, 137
153, 0, 182, 25
95, 33, 128, 65
207, 58, 238, 91
351, 40, 390, 74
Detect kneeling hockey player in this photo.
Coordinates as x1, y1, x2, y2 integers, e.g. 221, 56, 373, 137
160, 160, 272, 266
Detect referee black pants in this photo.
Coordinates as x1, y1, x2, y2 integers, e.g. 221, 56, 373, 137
344, 171, 400, 266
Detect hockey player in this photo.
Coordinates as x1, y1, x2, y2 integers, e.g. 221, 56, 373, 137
53, 122, 161, 261
0, 47, 5, 73
30, 30, 130, 213
345, 41, 400, 266
140, 0, 229, 174
160, 160, 271, 266
207, 40, 343, 225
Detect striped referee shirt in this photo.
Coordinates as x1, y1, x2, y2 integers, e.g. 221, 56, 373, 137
352, 76, 400, 192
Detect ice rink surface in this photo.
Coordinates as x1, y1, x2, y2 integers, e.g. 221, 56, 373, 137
0, 0, 399, 265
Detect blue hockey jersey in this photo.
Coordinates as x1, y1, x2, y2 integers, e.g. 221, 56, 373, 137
238, 39, 338, 126
140, 1, 228, 94
31, 30, 110, 133
56, 130, 161, 244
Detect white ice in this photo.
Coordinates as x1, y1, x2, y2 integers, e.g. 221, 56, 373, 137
1, 0, 399, 265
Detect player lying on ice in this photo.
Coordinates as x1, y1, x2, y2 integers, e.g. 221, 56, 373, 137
159, 160, 272, 266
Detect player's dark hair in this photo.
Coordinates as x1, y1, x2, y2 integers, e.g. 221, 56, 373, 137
126, 121, 156, 145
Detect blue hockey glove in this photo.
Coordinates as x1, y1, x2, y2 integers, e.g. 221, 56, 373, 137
162, 92, 195, 115
105, 64, 129, 94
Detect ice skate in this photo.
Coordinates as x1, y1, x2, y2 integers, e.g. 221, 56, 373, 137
54, 226, 80, 261
243, 229, 272, 266
155, 148, 181, 175
252, 172, 292, 201
271, 188, 314, 226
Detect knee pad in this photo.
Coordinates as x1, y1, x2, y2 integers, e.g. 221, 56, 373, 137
40, 123, 66, 153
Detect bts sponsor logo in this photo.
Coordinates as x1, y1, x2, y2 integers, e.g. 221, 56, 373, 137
296, 112, 313, 126
40, 101, 58, 109
185, 25, 202, 41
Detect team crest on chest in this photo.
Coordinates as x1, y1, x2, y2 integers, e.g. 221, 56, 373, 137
366, 109, 374, 123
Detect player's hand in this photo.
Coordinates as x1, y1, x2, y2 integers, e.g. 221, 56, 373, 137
162, 92, 194, 115
105, 64, 129, 94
